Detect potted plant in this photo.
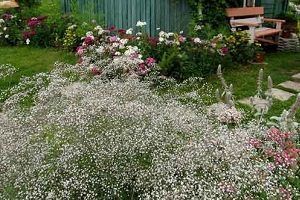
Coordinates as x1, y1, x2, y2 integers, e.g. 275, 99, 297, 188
277, 13, 299, 38
253, 42, 265, 63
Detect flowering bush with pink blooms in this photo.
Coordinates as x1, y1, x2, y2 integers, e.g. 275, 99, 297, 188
75, 25, 158, 79
74, 22, 241, 80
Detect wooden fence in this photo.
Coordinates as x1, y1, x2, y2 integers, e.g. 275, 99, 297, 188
61, 0, 192, 36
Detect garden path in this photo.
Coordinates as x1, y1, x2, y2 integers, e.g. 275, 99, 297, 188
239, 73, 300, 106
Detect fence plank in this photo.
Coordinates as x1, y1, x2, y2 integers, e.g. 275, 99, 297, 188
61, 0, 191, 36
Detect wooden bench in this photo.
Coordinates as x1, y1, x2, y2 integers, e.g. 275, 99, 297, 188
0, 0, 19, 9
226, 7, 285, 44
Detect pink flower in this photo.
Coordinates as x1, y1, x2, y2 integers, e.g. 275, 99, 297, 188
221, 47, 229, 55
76, 46, 84, 56
27, 18, 41, 28
267, 128, 292, 147
90, 66, 101, 76
279, 187, 292, 200
109, 36, 118, 43
248, 138, 262, 149
2, 13, 13, 20
264, 148, 274, 157
274, 150, 298, 167
84, 36, 94, 46
137, 63, 148, 75
22, 30, 36, 40
145, 57, 156, 67
178, 35, 186, 43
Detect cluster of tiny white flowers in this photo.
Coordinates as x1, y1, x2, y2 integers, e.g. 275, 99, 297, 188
0, 64, 17, 79
0, 63, 298, 199
207, 102, 243, 124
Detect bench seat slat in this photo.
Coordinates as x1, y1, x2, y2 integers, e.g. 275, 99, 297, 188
255, 28, 281, 38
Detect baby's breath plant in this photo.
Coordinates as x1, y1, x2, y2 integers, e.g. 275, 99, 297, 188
1, 59, 299, 199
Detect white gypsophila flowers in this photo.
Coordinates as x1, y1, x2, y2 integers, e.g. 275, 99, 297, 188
0, 64, 17, 79
0, 63, 299, 199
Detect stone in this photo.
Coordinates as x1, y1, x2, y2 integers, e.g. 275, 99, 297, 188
278, 81, 300, 92
238, 97, 270, 109
291, 73, 300, 82
266, 88, 295, 101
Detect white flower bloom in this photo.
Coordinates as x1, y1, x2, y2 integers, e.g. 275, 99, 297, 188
194, 25, 202, 31
126, 28, 133, 35
156, 27, 161, 30
193, 37, 201, 44
86, 31, 93, 37
3, 27, 7, 31
96, 46, 105, 54
68, 24, 77, 30
112, 42, 119, 48
94, 25, 104, 35
179, 30, 184, 34
115, 51, 121, 56
120, 39, 128, 45
159, 37, 164, 42
0, 19, 5, 23
136, 20, 147, 27
26, 38, 30, 45
5, 34, 9, 38
136, 32, 142, 36
159, 31, 166, 38
167, 32, 174, 38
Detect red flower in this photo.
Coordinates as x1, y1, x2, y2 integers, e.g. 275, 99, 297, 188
148, 37, 158, 46
221, 47, 229, 55
108, 25, 116, 32
90, 67, 102, 76
22, 30, 36, 39
118, 29, 126, 35
83, 36, 94, 46
27, 18, 41, 28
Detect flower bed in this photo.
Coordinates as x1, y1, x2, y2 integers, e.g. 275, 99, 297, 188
0, 59, 299, 199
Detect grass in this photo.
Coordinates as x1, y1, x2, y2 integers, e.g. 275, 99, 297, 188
209, 52, 300, 119
158, 51, 300, 121
0, 46, 76, 91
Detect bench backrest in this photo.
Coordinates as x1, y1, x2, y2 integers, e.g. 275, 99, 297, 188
226, 7, 264, 18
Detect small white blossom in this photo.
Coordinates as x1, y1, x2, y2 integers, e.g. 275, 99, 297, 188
136, 20, 147, 27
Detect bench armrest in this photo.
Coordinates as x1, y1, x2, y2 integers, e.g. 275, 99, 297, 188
263, 18, 285, 23
231, 21, 260, 27
263, 18, 285, 30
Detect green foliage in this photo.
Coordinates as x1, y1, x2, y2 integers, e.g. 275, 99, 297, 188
224, 31, 259, 64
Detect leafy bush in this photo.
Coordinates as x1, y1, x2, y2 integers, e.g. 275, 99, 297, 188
0, 13, 23, 45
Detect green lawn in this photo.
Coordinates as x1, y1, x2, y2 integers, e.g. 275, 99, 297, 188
0, 46, 76, 91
